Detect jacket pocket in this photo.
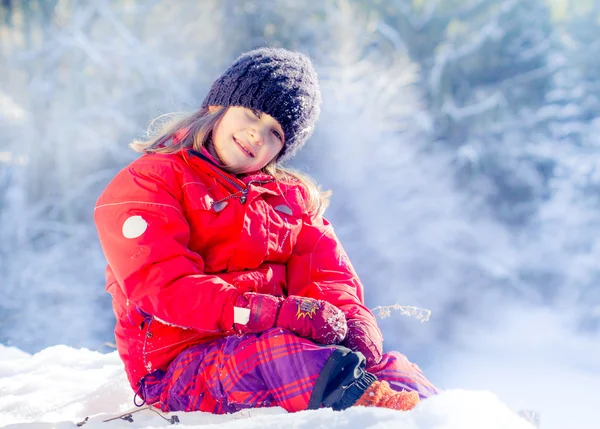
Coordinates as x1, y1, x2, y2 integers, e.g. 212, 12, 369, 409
181, 179, 219, 213
126, 305, 153, 330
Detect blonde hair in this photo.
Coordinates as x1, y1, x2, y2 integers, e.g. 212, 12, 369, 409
131, 107, 331, 216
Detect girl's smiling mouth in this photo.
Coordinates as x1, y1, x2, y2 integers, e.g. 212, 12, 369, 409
234, 137, 255, 157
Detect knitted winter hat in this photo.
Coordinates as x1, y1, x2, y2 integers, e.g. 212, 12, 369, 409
201, 47, 321, 162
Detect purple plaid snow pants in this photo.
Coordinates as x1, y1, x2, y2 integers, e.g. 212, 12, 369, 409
141, 328, 438, 414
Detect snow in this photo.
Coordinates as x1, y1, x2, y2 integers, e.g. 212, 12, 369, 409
0, 345, 536, 429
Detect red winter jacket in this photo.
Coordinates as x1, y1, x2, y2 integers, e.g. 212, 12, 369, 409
94, 150, 381, 388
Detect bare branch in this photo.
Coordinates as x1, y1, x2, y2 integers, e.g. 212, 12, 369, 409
370, 304, 432, 323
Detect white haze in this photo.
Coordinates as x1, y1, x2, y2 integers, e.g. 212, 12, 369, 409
0, 1, 597, 428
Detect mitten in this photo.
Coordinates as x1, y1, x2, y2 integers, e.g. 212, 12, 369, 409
342, 319, 383, 367
276, 295, 348, 344
354, 380, 419, 411
234, 292, 283, 334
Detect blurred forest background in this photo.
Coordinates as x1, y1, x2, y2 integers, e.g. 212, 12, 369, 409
1, 0, 599, 401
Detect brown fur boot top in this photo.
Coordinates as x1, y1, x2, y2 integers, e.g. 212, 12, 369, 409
354, 380, 420, 411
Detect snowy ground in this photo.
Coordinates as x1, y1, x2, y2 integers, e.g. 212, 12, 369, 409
429, 306, 599, 429
0, 345, 539, 429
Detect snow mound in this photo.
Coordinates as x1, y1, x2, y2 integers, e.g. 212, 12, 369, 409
0, 345, 534, 429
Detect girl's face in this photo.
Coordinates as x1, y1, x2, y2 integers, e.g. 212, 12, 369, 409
210, 106, 285, 175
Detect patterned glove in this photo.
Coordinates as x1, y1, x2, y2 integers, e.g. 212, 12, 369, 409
276, 296, 348, 344
234, 292, 284, 334
342, 319, 383, 367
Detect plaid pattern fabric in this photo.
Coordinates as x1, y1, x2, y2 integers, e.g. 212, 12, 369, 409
142, 328, 335, 413
367, 351, 440, 399
141, 328, 438, 414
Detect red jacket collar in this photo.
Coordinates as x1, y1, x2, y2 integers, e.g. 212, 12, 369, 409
180, 149, 280, 195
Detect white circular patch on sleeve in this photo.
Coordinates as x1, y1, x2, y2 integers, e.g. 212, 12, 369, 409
122, 216, 147, 239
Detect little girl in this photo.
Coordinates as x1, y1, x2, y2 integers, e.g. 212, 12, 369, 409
94, 47, 439, 414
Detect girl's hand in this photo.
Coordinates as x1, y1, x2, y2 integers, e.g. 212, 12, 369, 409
234, 292, 284, 334
276, 296, 348, 344
342, 319, 383, 367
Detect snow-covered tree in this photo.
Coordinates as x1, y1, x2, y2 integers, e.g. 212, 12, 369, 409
0, 0, 228, 350
1, 0, 599, 359
552, 0, 600, 120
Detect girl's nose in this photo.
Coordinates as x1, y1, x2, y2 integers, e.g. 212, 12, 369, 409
248, 127, 265, 146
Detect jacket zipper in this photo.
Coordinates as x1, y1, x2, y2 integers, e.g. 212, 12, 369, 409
187, 149, 276, 205
202, 161, 276, 205
209, 165, 249, 204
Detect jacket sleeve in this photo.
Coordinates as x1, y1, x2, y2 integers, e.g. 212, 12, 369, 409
286, 210, 382, 344
94, 157, 239, 334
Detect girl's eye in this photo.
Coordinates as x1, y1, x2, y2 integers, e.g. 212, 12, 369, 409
251, 109, 261, 118
272, 130, 283, 142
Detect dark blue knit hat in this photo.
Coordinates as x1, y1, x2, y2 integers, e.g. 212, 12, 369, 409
202, 47, 321, 162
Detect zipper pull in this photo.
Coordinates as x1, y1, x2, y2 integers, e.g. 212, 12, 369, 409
240, 188, 248, 204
